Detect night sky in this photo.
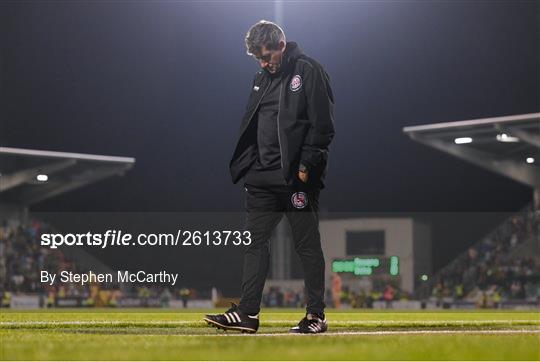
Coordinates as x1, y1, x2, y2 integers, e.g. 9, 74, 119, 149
2, 1, 539, 291
2, 1, 538, 213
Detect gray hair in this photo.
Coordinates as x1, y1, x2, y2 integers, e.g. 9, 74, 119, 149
245, 20, 286, 57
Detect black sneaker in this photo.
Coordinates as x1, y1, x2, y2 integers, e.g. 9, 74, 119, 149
289, 313, 328, 334
204, 303, 259, 333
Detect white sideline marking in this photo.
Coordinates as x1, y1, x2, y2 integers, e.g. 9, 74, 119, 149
1, 321, 193, 326
265, 319, 540, 325
1, 322, 538, 337
205, 330, 540, 337
1, 319, 539, 327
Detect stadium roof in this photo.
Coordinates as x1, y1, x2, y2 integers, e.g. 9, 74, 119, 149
0, 147, 135, 205
403, 113, 540, 188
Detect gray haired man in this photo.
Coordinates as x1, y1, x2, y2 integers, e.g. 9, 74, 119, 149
205, 20, 335, 334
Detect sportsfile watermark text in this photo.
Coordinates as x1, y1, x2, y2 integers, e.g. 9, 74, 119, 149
40, 230, 252, 249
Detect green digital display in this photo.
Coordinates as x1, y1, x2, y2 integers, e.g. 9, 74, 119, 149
389, 256, 399, 276
332, 257, 399, 276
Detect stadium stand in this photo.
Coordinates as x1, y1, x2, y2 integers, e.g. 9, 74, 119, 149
418, 206, 540, 307
0, 147, 135, 307
404, 113, 540, 308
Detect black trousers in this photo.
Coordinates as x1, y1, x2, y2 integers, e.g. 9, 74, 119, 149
238, 182, 326, 315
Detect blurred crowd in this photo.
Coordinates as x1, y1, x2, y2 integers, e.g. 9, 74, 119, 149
0, 220, 79, 293
330, 283, 411, 308
262, 287, 305, 308
431, 209, 540, 305
0, 219, 201, 308
262, 281, 407, 309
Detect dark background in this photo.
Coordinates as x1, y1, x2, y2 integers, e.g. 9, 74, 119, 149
1, 1, 538, 291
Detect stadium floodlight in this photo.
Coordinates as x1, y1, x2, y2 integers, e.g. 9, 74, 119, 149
36, 174, 48, 182
526, 157, 535, 164
496, 133, 519, 143
454, 137, 473, 144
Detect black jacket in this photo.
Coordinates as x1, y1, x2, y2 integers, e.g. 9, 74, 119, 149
229, 41, 335, 189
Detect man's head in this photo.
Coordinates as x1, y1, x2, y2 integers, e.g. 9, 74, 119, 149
245, 20, 286, 74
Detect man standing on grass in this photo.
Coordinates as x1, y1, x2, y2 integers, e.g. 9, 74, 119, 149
204, 20, 335, 334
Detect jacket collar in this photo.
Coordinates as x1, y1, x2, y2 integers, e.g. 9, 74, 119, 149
283, 41, 303, 71
263, 41, 303, 78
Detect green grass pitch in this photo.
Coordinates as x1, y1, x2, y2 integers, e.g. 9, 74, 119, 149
1, 309, 539, 360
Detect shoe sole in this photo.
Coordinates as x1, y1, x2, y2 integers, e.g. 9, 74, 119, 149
289, 330, 327, 334
289, 325, 328, 334
203, 318, 257, 334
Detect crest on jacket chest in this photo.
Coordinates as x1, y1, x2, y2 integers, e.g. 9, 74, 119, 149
290, 74, 302, 92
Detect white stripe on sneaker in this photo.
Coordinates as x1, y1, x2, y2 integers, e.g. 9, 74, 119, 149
224, 313, 232, 323
233, 312, 241, 323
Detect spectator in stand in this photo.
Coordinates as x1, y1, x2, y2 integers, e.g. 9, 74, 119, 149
383, 284, 395, 308
331, 273, 342, 309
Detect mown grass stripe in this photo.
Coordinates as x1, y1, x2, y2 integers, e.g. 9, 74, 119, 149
1, 319, 539, 329
193, 329, 540, 337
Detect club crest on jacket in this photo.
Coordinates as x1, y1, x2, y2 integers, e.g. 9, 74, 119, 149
290, 75, 302, 92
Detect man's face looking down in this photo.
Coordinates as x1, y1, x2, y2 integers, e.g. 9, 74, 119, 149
254, 41, 286, 74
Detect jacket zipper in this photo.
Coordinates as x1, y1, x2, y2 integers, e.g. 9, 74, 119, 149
276, 80, 284, 173
239, 79, 272, 138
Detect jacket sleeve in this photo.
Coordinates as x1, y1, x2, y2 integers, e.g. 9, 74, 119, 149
299, 64, 335, 172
